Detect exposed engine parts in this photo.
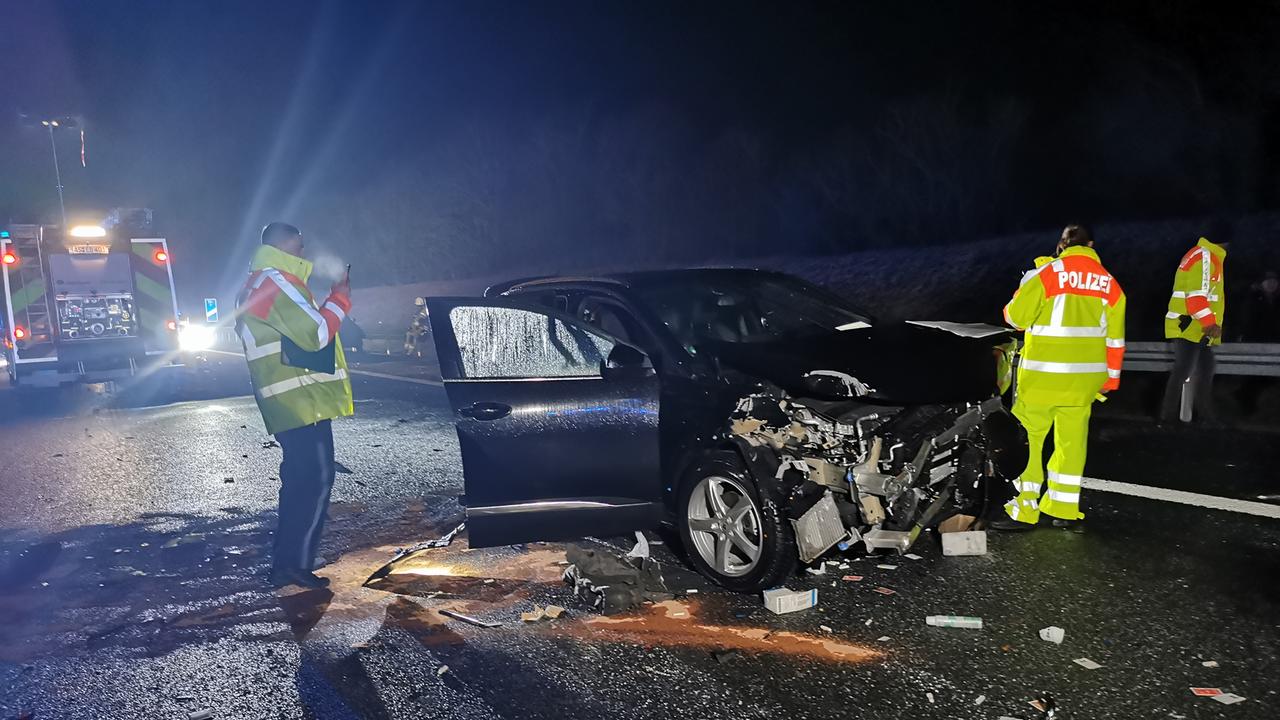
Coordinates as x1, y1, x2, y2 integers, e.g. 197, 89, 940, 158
727, 391, 1013, 563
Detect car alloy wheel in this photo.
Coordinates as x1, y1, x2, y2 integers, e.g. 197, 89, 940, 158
685, 474, 763, 577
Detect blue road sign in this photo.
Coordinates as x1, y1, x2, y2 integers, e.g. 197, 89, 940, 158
204, 298, 219, 323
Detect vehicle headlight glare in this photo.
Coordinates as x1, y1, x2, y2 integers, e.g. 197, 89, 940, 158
179, 324, 215, 352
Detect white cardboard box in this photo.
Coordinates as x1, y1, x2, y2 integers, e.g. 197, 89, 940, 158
763, 587, 817, 614
941, 530, 988, 556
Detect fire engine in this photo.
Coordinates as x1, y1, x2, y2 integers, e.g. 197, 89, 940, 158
2, 208, 185, 386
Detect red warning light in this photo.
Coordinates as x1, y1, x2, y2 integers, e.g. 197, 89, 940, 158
1, 251, 16, 266
154, 249, 169, 264
166, 320, 178, 331
14, 326, 27, 340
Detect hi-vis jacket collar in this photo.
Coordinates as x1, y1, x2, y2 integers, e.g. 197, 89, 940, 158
1058, 245, 1101, 263
1196, 236, 1227, 259
250, 244, 313, 283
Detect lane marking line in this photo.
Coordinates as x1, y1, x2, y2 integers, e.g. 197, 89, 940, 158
205, 349, 443, 387
1083, 477, 1280, 520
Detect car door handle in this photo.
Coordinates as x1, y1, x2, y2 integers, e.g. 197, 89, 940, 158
458, 401, 511, 421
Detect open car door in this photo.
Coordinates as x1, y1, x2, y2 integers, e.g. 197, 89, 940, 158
428, 297, 663, 547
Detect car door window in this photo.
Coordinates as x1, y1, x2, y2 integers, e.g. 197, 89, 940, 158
450, 305, 614, 379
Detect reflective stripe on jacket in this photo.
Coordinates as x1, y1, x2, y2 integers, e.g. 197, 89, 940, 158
1164, 238, 1227, 346
237, 244, 353, 435
1003, 246, 1126, 406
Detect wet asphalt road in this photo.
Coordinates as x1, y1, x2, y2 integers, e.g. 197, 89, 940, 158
1, 354, 1278, 720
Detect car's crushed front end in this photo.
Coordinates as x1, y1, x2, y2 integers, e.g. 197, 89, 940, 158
724, 392, 1025, 564
692, 319, 1028, 573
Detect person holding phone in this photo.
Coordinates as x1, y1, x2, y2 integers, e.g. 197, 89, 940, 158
236, 222, 353, 588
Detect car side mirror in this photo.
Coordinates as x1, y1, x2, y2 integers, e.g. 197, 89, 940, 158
602, 343, 653, 380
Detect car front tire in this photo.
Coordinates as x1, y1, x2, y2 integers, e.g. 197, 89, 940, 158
677, 451, 797, 592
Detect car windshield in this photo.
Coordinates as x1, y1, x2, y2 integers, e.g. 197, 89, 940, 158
635, 274, 872, 347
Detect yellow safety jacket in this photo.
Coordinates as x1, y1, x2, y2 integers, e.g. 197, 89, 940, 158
1003, 246, 1127, 406
237, 244, 353, 435
1164, 238, 1227, 346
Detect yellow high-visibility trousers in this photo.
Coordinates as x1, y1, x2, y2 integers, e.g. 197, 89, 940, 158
1004, 397, 1091, 523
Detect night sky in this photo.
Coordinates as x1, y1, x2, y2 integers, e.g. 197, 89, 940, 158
3, 1, 1279, 302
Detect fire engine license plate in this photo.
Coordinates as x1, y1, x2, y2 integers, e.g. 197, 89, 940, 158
69, 244, 110, 254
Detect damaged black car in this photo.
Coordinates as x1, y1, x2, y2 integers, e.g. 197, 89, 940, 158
426, 269, 1027, 592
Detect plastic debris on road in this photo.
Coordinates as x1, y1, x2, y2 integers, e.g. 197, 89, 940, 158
872, 586, 896, 596
926, 691, 935, 703
762, 587, 817, 614
805, 565, 827, 576
562, 546, 680, 614
1211, 693, 1246, 705
1073, 657, 1102, 670
974, 695, 986, 705
1201, 660, 1219, 668
876, 564, 898, 570
1038, 626, 1065, 644
522, 606, 547, 622
842, 575, 863, 582
819, 624, 833, 633
188, 711, 213, 720
544, 605, 566, 619
941, 530, 988, 556
436, 665, 449, 677
1191, 688, 1223, 697
904, 553, 923, 561
926, 615, 983, 629
877, 635, 890, 641
625, 530, 650, 559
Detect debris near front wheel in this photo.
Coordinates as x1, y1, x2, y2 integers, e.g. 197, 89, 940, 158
1072, 657, 1102, 670
1211, 693, 1246, 705
762, 587, 817, 614
561, 546, 673, 615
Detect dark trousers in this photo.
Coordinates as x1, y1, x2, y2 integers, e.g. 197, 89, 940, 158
1160, 340, 1218, 422
273, 420, 336, 572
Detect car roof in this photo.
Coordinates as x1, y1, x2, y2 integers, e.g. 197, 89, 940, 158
486, 267, 790, 297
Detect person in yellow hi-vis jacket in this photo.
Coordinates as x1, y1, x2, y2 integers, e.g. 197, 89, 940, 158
1159, 236, 1227, 425
237, 222, 353, 588
990, 225, 1126, 531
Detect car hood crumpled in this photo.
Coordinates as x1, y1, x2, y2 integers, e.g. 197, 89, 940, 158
702, 321, 1014, 404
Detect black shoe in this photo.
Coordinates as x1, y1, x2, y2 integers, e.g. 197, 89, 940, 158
270, 567, 331, 589
988, 517, 1036, 532
1050, 518, 1083, 532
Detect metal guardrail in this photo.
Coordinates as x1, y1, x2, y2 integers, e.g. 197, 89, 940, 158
1123, 342, 1280, 377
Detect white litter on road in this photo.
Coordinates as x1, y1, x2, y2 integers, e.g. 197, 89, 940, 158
1211, 693, 1247, 705
1039, 626, 1065, 644
1073, 657, 1103, 670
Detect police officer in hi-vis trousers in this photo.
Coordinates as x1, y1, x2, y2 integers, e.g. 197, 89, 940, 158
237, 222, 353, 588
991, 225, 1127, 532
